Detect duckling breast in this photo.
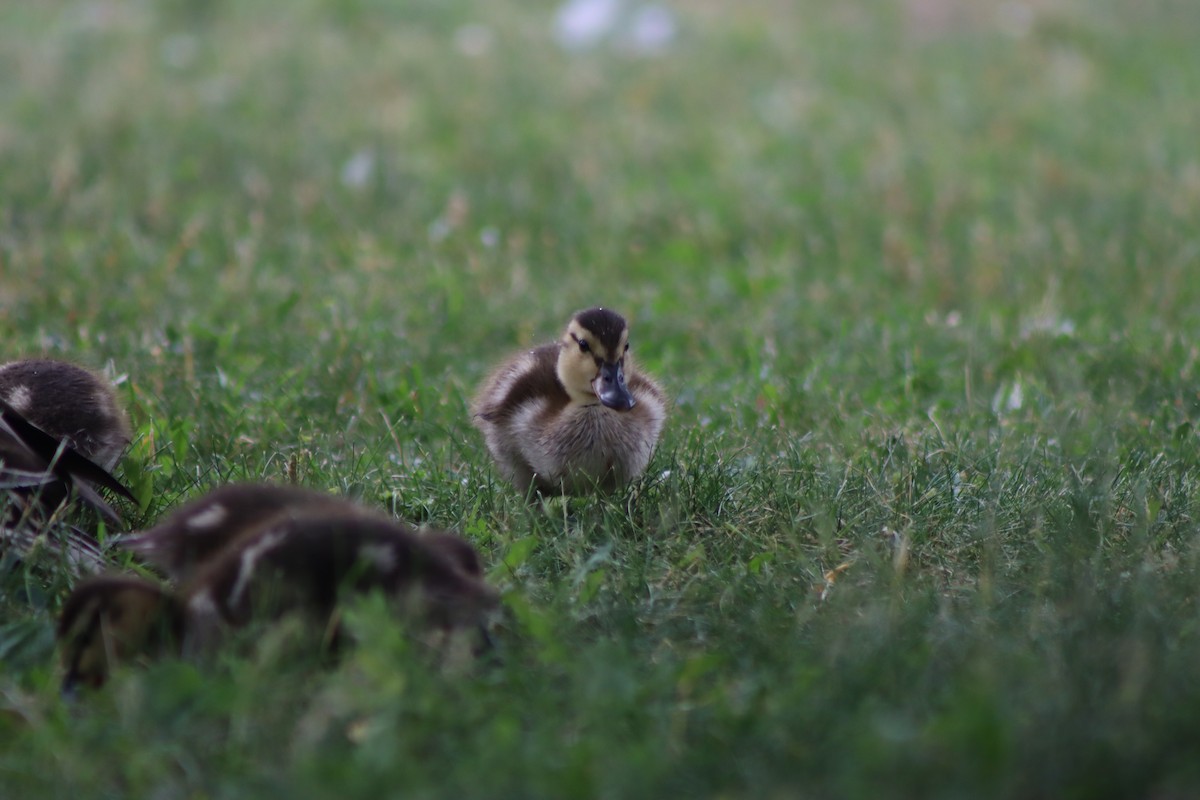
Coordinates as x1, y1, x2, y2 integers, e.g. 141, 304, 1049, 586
532, 401, 663, 493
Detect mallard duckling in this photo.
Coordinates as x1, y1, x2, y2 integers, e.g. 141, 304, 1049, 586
60, 511, 499, 689
0, 359, 131, 469
57, 575, 185, 693
0, 358, 134, 525
182, 510, 498, 637
471, 307, 667, 494
421, 530, 486, 579
116, 483, 353, 581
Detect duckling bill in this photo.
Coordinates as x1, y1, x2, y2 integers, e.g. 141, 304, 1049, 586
471, 307, 667, 494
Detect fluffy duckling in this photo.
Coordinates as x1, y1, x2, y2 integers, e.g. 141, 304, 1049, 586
182, 510, 498, 638
116, 483, 353, 581
0, 359, 131, 468
421, 530, 486, 579
60, 510, 498, 689
471, 307, 667, 494
0, 358, 133, 525
57, 575, 185, 692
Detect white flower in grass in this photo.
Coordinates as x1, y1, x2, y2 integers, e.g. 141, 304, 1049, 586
340, 150, 375, 190
555, 0, 621, 50
623, 5, 676, 55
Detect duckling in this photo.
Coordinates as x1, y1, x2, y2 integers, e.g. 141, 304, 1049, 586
116, 483, 353, 581
0, 358, 134, 526
57, 575, 185, 693
183, 509, 498, 642
60, 510, 499, 689
0, 359, 131, 468
421, 529, 486, 579
471, 307, 667, 494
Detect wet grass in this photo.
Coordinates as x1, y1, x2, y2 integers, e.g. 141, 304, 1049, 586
3, 0, 1200, 797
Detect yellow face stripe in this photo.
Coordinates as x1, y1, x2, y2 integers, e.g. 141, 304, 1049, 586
566, 320, 628, 363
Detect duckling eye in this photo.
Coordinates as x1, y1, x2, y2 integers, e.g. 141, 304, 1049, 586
624, 342, 630, 353
573, 335, 590, 354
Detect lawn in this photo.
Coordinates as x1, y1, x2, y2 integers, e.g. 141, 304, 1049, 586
3, 0, 1200, 797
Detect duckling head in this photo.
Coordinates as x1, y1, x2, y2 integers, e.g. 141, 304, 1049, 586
421, 530, 485, 579
58, 576, 184, 693
557, 307, 636, 411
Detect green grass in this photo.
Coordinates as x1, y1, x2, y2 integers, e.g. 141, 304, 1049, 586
3, 0, 1200, 796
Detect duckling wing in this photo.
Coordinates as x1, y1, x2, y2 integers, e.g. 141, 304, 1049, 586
471, 346, 570, 489
627, 369, 666, 403
473, 345, 565, 422
626, 370, 668, 435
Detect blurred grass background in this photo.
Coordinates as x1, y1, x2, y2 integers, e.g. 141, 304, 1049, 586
3, 0, 1200, 797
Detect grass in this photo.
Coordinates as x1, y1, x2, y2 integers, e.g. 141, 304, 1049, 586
3, 0, 1200, 796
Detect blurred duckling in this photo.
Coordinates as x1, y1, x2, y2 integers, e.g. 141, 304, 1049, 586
471, 307, 667, 495
57, 575, 185, 693
59, 509, 499, 690
0, 359, 131, 469
116, 483, 353, 581
182, 509, 498, 647
0, 358, 134, 525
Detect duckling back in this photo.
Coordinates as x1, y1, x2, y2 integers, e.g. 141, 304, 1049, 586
0, 359, 130, 469
182, 510, 499, 640
1, 359, 134, 546
117, 483, 355, 580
